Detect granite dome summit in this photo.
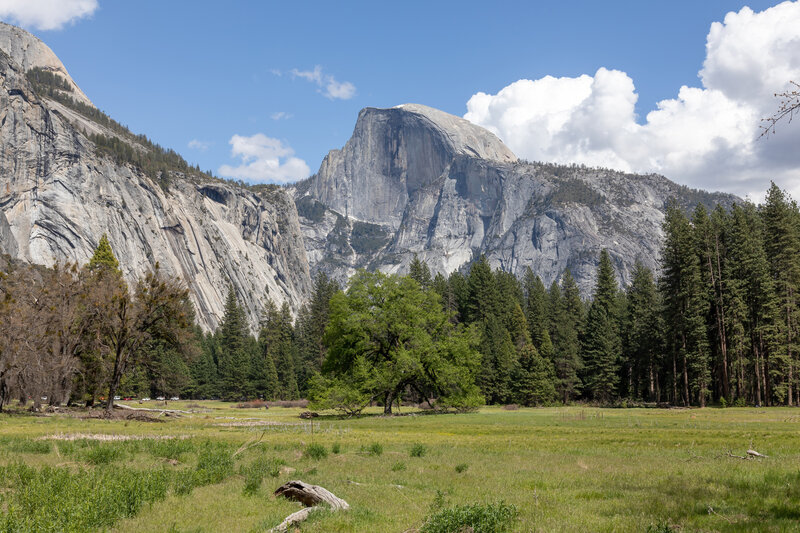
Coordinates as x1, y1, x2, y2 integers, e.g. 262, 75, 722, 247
294, 103, 737, 294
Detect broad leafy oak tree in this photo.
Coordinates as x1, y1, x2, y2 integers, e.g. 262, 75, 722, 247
311, 271, 483, 415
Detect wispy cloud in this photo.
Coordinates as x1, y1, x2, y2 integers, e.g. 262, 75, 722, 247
218, 133, 310, 184
0, 0, 98, 31
187, 139, 211, 151
291, 65, 356, 100
271, 111, 292, 121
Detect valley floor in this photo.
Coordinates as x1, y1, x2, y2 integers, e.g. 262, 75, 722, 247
1, 404, 799, 532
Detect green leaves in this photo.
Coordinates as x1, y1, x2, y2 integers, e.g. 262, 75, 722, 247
316, 270, 483, 414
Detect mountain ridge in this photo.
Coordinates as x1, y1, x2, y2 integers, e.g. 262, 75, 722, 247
0, 22, 740, 323
293, 105, 739, 296
0, 25, 312, 330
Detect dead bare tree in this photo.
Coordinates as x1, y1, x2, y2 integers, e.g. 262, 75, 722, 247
761, 81, 800, 137
0, 260, 95, 410
87, 265, 195, 413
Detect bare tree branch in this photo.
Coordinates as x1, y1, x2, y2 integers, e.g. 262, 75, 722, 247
760, 81, 800, 137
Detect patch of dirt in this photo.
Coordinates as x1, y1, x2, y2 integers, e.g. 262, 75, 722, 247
76, 409, 169, 422
214, 420, 291, 427
38, 433, 185, 441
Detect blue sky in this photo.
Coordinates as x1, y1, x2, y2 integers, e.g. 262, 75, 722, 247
2, 0, 799, 197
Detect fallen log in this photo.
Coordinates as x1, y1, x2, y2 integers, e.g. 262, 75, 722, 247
747, 449, 768, 458
271, 480, 348, 532
113, 403, 190, 414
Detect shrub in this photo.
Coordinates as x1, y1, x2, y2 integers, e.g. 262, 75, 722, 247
719, 397, 728, 408
241, 463, 264, 495
420, 501, 518, 533
266, 400, 309, 408
305, 443, 328, 460
235, 400, 268, 409
410, 443, 427, 457
364, 442, 383, 456
331, 442, 342, 454
455, 463, 469, 473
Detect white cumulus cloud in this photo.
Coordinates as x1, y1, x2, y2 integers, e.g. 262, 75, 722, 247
0, 0, 98, 31
218, 133, 310, 184
464, 1, 800, 200
291, 65, 356, 100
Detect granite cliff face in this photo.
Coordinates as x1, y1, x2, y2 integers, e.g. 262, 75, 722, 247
0, 26, 311, 330
1, 22, 738, 321
293, 104, 737, 295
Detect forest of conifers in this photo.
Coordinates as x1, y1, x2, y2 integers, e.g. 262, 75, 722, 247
2, 182, 800, 410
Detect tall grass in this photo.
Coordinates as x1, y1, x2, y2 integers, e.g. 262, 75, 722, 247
0, 463, 171, 532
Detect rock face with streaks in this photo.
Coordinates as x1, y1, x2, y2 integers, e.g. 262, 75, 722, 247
0, 25, 311, 330
293, 104, 737, 295
0, 21, 740, 323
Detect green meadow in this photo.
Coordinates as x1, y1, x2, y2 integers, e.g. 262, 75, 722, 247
1, 404, 799, 532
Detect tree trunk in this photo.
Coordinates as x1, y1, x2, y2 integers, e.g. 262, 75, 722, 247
105, 344, 126, 413
672, 351, 678, 405
383, 391, 393, 415
754, 344, 763, 406
712, 239, 730, 401
682, 352, 690, 407
788, 294, 794, 406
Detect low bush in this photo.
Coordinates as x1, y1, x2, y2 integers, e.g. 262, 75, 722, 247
410, 443, 427, 457
391, 461, 406, 472
241, 463, 264, 495
420, 501, 518, 533
305, 443, 328, 460
364, 442, 383, 456
266, 400, 309, 408
331, 442, 342, 454
455, 463, 469, 473
234, 400, 268, 409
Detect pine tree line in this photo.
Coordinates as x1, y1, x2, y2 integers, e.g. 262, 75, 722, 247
182, 181, 800, 408
9, 184, 797, 409
186, 274, 339, 401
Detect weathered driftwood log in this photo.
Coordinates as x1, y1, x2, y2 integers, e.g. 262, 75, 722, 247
113, 403, 190, 414
747, 449, 768, 458
271, 480, 349, 532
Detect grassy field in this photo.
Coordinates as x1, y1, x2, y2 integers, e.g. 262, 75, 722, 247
1, 403, 799, 532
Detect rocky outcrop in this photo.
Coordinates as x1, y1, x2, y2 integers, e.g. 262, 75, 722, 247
294, 104, 737, 295
0, 22, 92, 106
0, 37, 311, 330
